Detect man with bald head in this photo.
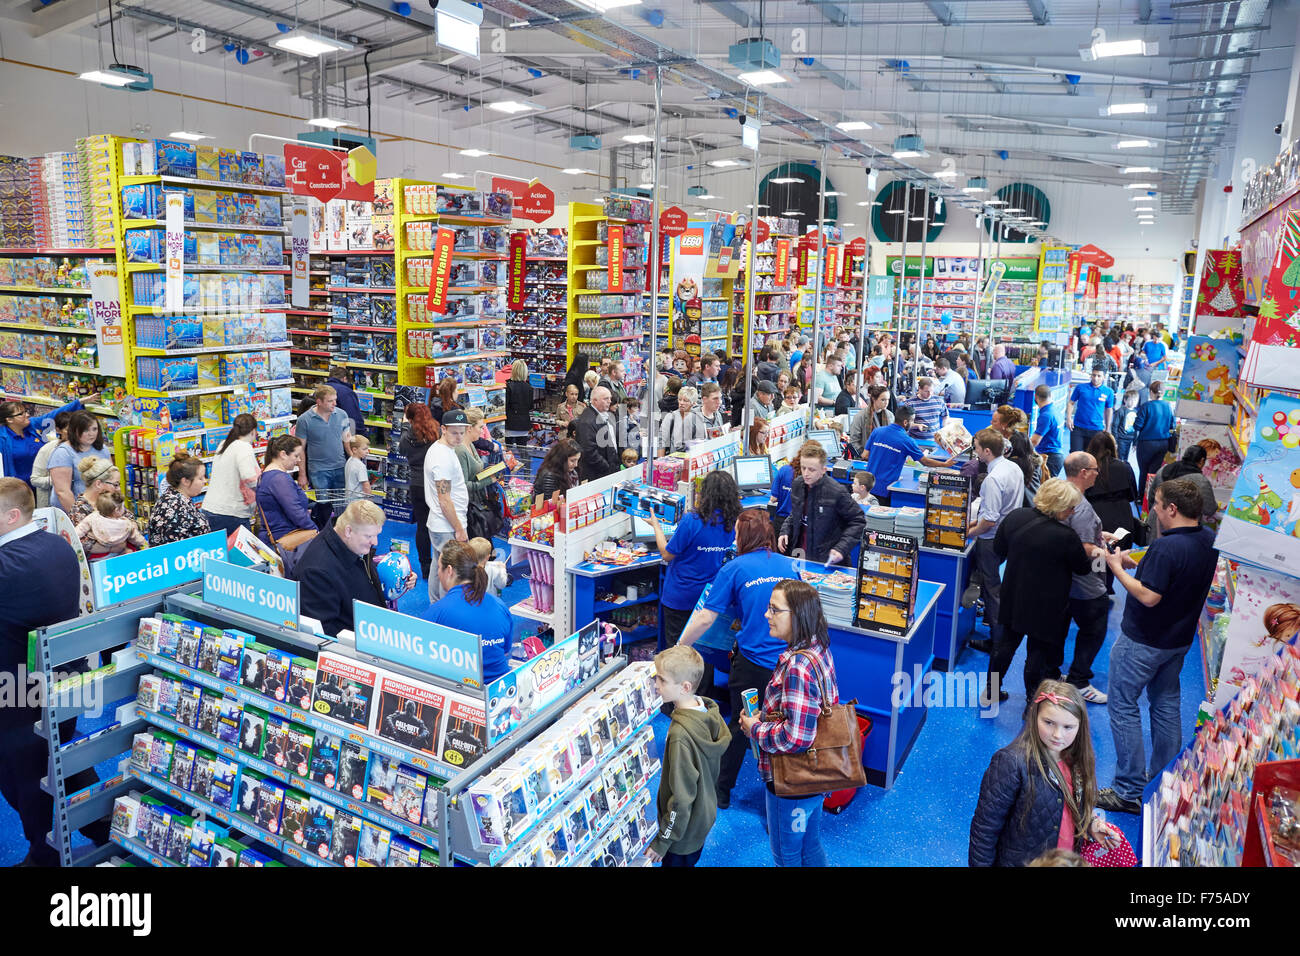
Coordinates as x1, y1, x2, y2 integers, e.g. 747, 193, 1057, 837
575, 385, 619, 481
1062, 451, 1113, 704
988, 344, 1017, 389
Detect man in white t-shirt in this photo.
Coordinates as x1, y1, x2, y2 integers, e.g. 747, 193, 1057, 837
425, 409, 470, 601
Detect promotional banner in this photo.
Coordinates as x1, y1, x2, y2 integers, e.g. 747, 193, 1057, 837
797, 237, 810, 286
485, 625, 599, 745
425, 227, 456, 314
353, 600, 484, 688
607, 224, 624, 293
87, 261, 125, 378
284, 144, 344, 203
1216, 393, 1300, 575
1175, 336, 1241, 424
824, 244, 839, 287
92, 530, 227, 608
290, 205, 309, 308
1251, 209, 1300, 347
507, 231, 527, 309
866, 275, 894, 326
164, 192, 185, 312
202, 556, 300, 630
1213, 564, 1300, 707
520, 182, 555, 223
774, 238, 791, 287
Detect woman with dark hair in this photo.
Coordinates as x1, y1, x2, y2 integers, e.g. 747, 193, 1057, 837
563, 353, 590, 399
427, 540, 515, 682
1006, 430, 1044, 508
1083, 431, 1137, 540
922, 335, 939, 363
847, 385, 892, 457
433, 376, 460, 425
1144, 444, 1217, 540
48, 410, 108, 512
677, 508, 799, 809
202, 414, 262, 535
649, 470, 743, 657
400, 403, 440, 578
256, 435, 315, 543
737, 578, 842, 866
0, 392, 92, 486
146, 453, 211, 546
532, 438, 581, 503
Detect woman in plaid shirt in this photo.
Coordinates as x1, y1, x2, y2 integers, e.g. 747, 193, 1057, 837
738, 579, 841, 867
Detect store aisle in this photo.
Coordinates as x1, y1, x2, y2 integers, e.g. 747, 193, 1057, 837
0, 528, 1201, 867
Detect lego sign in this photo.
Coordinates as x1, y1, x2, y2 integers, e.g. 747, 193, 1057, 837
520, 182, 555, 223
679, 229, 706, 255
660, 206, 689, 237
284, 144, 344, 203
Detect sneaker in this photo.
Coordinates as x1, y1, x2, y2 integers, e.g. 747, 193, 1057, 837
716, 789, 731, 810
960, 582, 981, 608
967, 637, 993, 654
1079, 685, 1108, 704
1096, 788, 1140, 814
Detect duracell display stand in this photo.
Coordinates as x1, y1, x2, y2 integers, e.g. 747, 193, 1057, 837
854, 532, 920, 637
924, 473, 973, 552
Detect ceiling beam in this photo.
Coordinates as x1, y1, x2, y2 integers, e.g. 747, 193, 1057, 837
1026, 0, 1049, 25
29, 0, 102, 37
925, 1, 957, 25
805, 0, 852, 27
696, 0, 754, 28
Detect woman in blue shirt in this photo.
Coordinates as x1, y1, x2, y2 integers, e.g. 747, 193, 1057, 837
0, 396, 89, 486
677, 508, 799, 809
428, 540, 515, 683
1132, 379, 1175, 503
649, 469, 743, 665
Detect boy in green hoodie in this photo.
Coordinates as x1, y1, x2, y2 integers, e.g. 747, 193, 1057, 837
647, 645, 731, 867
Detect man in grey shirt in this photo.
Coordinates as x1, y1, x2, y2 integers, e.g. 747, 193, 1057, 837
965, 427, 1026, 697
295, 384, 354, 526
1062, 452, 1113, 704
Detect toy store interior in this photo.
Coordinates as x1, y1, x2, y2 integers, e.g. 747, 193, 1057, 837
2, 0, 1300, 896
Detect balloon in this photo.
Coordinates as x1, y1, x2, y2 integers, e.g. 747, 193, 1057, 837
940, 310, 952, 326
1274, 411, 1287, 426
1261, 426, 1278, 441
1284, 433, 1300, 449
374, 551, 414, 601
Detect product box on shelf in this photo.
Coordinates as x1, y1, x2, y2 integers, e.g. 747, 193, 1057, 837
372, 671, 445, 756
310, 650, 382, 728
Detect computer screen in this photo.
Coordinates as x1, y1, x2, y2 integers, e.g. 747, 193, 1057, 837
807, 429, 841, 462
733, 455, 774, 490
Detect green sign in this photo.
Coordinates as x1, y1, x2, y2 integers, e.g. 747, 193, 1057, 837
887, 256, 934, 278
988, 257, 1039, 281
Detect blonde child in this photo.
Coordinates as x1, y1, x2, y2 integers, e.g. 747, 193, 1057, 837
345, 435, 372, 500
76, 488, 146, 558
468, 536, 509, 598
852, 472, 879, 508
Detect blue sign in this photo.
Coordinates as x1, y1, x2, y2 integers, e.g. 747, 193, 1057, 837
528, 373, 546, 388
92, 530, 227, 607
202, 556, 300, 630
352, 600, 483, 688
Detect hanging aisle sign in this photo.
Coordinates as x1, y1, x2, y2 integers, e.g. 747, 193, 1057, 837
284, 144, 344, 203
290, 205, 309, 308
164, 192, 185, 312
202, 556, 300, 630
92, 530, 227, 608
774, 238, 791, 287
353, 600, 484, 689
491, 177, 529, 209
607, 224, 624, 293
88, 261, 125, 377
797, 237, 810, 286
660, 206, 688, 237
521, 182, 555, 224
979, 260, 1007, 307
425, 227, 456, 314
824, 245, 839, 287
507, 231, 528, 310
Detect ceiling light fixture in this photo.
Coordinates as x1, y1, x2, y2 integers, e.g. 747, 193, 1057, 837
621, 133, 654, 144
984, 198, 1008, 206
1121, 166, 1158, 174
1102, 102, 1156, 116
459, 147, 491, 157
433, 0, 484, 58
1115, 139, 1154, 149
835, 120, 872, 131
307, 116, 352, 129
272, 29, 355, 57
440, 172, 467, 180
909, 215, 926, 222
561, 168, 591, 175
892, 134, 927, 159
79, 67, 146, 88
770, 176, 802, 184
486, 100, 536, 114
1081, 37, 1158, 60
841, 223, 856, 227
569, 0, 642, 10
821, 190, 844, 197
856, 201, 870, 207
1126, 182, 1157, 189
962, 176, 988, 193
167, 130, 211, 142
782, 210, 804, 216
709, 159, 744, 168
1003, 206, 1025, 213
738, 70, 788, 86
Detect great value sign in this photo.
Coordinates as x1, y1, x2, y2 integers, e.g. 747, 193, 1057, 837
507, 231, 528, 309
92, 530, 227, 607
202, 556, 300, 630
284, 144, 344, 203
774, 238, 791, 287
425, 227, 456, 314
824, 244, 839, 287
353, 600, 484, 688
607, 224, 624, 293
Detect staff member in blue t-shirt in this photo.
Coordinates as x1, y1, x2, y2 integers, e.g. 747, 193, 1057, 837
1029, 383, 1065, 477
427, 540, 515, 683
677, 509, 798, 810
1131, 379, 1175, 502
649, 470, 743, 657
1066, 367, 1116, 454
768, 459, 795, 540
860, 406, 957, 504
1142, 334, 1167, 372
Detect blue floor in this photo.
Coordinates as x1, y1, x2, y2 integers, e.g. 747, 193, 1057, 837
1, 518, 1203, 866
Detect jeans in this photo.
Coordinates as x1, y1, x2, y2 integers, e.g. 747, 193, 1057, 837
1135, 439, 1169, 506
426, 529, 456, 602
201, 510, 249, 537
764, 787, 828, 866
1043, 452, 1065, 479
1066, 594, 1111, 688
1107, 633, 1190, 802
1070, 427, 1099, 454
660, 848, 702, 867
716, 652, 774, 798
972, 537, 1004, 640
411, 493, 432, 578
1116, 435, 1135, 468
308, 465, 345, 527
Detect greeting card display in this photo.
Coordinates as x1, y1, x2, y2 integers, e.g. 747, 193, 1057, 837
1214, 564, 1300, 707
1175, 335, 1241, 424
1175, 422, 1242, 500
1194, 249, 1247, 342
1252, 211, 1300, 348
1216, 393, 1300, 574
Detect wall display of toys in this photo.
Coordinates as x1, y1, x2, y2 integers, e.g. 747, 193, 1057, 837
853, 531, 920, 636
990, 278, 1038, 342
507, 228, 570, 378
1034, 246, 1071, 335
1084, 280, 1176, 326
923, 472, 972, 551
734, 218, 800, 354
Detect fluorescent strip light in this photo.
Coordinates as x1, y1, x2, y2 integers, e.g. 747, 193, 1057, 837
1134, 206, 1155, 212
884, 208, 905, 215
307, 117, 352, 129
1129, 195, 1153, 202
738, 70, 788, 86
696, 193, 717, 200
486, 100, 535, 114
744, 204, 769, 209
709, 159, 743, 168
168, 130, 211, 142
935, 169, 961, 180
272, 30, 355, 57
1103, 102, 1155, 116
1115, 139, 1154, 149
79, 68, 141, 87
1083, 38, 1157, 60
840, 223, 856, 227
856, 201, 870, 207
621, 133, 654, 144
561, 168, 591, 175
984, 199, 1008, 206
1003, 207, 1025, 213
441, 172, 468, 180
893, 149, 926, 159
782, 210, 804, 216
1122, 166, 1158, 174
1126, 182, 1157, 189
459, 148, 491, 157
821, 191, 844, 196
835, 120, 872, 131
570, 0, 642, 10
910, 216, 926, 221
771, 177, 802, 184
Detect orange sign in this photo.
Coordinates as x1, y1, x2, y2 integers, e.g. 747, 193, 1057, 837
425, 227, 456, 314
679, 229, 705, 255
774, 238, 790, 287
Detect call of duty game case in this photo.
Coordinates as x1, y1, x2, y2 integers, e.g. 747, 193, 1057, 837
309, 730, 341, 789
284, 724, 314, 778
330, 810, 363, 867
260, 714, 292, 769
311, 650, 381, 728
336, 739, 370, 801
373, 672, 444, 755
441, 691, 486, 768
280, 789, 312, 848
286, 656, 316, 711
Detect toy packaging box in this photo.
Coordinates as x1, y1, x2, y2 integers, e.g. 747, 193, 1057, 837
311, 650, 382, 728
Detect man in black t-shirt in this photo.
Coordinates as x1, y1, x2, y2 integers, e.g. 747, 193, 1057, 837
1098, 478, 1218, 814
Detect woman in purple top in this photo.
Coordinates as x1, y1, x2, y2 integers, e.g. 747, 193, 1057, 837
255, 436, 315, 543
